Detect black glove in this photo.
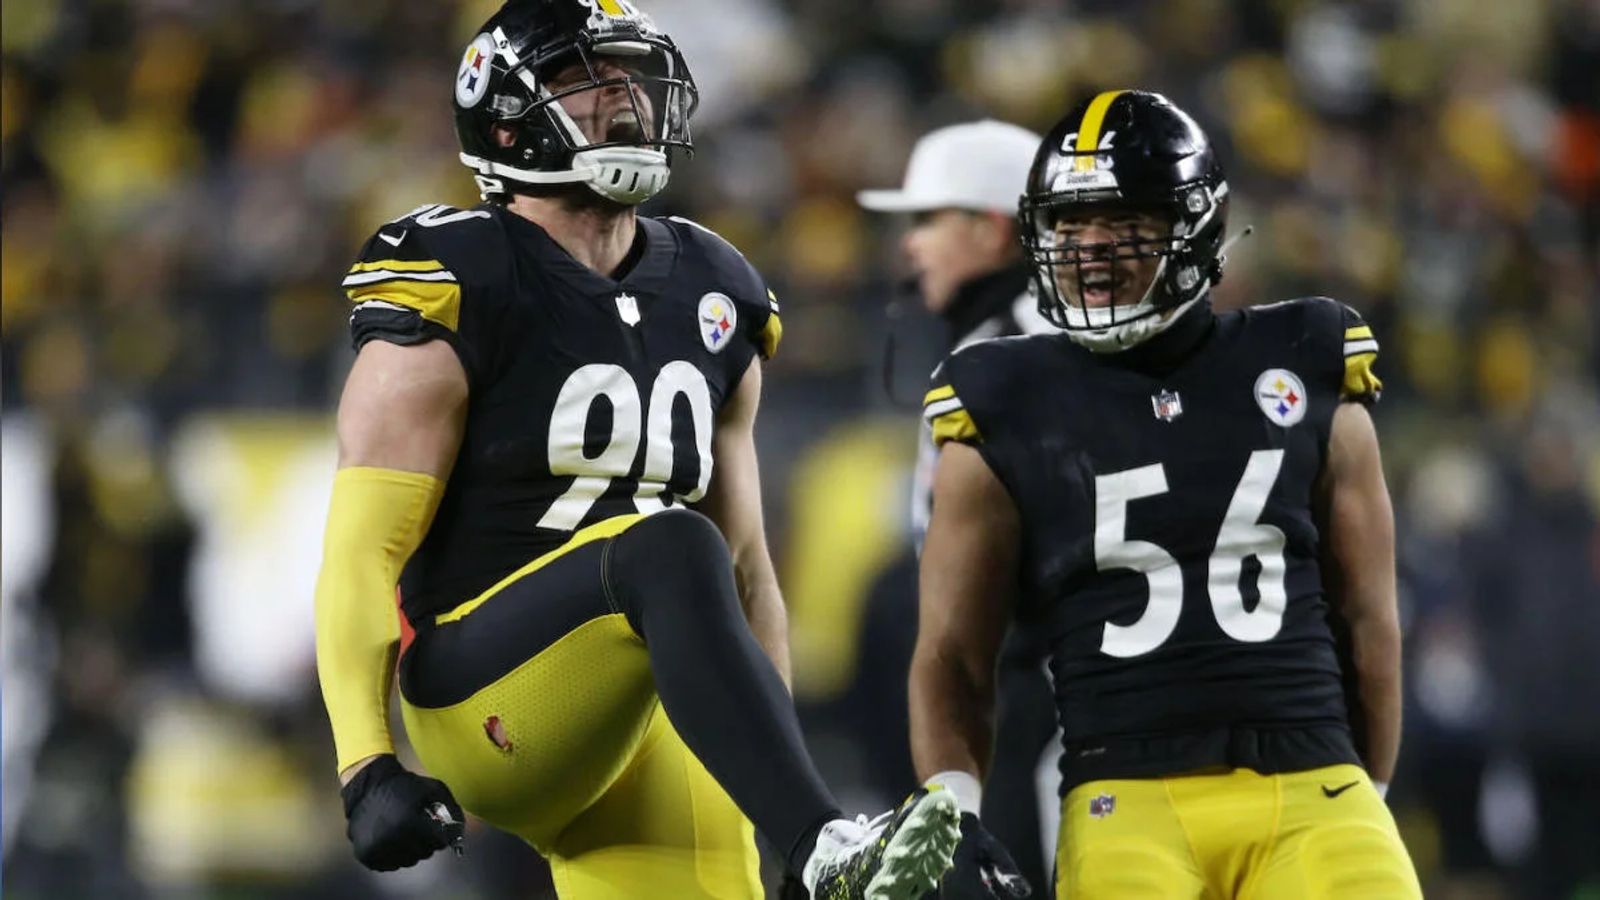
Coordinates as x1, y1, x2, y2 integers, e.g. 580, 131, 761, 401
340, 754, 465, 871
776, 869, 811, 900
938, 813, 1031, 899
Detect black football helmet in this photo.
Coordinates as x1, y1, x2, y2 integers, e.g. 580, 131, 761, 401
1019, 90, 1231, 351
453, 0, 698, 205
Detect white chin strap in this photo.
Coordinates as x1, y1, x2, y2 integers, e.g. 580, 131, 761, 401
459, 146, 670, 206
1060, 256, 1187, 353
1058, 254, 1204, 353
1057, 220, 1219, 353
1063, 294, 1204, 353
573, 146, 671, 204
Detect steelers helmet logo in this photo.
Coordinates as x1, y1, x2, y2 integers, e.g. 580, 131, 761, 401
698, 292, 737, 353
455, 34, 496, 108
1255, 368, 1308, 427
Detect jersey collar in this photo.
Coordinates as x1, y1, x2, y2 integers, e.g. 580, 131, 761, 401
1097, 298, 1217, 376
496, 207, 678, 296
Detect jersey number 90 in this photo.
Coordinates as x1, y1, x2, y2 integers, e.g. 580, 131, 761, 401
539, 362, 714, 530
1094, 450, 1288, 657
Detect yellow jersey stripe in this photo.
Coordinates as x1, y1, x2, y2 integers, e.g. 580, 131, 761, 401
759, 313, 783, 359
923, 384, 957, 407
930, 408, 981, 445
1074, 90, 1128, 172
1342, 352, 1383, 400
347, 279, 462, 332
435, 513, 649, 625
1344, 325, 1374, 341
349, 258, 448, 274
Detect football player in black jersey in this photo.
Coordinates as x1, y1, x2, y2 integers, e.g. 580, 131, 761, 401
908, 90, 1423, 897
313, 2, 961, 897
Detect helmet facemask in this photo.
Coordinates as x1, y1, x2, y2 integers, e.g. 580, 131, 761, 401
1021, 182, 1228, 352
1018, 90, 1234, 352
458, 20, 698, 206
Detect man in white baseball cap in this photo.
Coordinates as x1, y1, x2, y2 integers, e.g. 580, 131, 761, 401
858, 119, 1048, 324
859, 118, 1053, 541
859, 119, 1062, 899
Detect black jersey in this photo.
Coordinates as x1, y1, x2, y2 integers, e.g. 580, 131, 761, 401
923, 298, 1384, 790
342, 203, 781, 625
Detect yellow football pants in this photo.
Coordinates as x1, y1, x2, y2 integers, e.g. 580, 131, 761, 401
397, 517, 761, 899
1056, 764, 1421, 899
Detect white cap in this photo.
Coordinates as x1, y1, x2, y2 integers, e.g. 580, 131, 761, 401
857, 119, 1042, 214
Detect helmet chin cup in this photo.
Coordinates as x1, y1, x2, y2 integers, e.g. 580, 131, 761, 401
1065, 295, 1204, 353
577, 146, 670, 204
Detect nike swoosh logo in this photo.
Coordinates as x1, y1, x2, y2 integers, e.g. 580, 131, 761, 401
379, 230, 406, 247
1321, 781, 1360, 798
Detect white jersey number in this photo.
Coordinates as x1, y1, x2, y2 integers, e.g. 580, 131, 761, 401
1094, 450, 1288, 657
538, 363, 713, 531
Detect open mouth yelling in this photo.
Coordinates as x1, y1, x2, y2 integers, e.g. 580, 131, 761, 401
1079, 269, 1118, 307
604, 109, 646, 142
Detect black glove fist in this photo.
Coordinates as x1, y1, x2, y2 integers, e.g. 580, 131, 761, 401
340, 754, 465, 871
939, 812, 1032, 899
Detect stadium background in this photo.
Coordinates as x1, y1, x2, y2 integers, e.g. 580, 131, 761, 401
2, 0, 1598, 896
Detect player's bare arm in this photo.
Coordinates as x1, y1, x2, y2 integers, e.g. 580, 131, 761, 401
700, 358, 792, 685
336, 340, 468, 477
319, 339, 468, 786
909, 441, 1022, 782
1319, 401, 1402, 785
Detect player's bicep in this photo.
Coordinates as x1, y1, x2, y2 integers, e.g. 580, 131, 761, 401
918, 441, 1021, 678
336, 339, 468, 478
1320, 402, 1395, 623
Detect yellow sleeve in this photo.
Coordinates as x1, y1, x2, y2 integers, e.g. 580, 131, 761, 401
757, 288, 783, 359
314, 466, 443, 773
1339, 310, 1383, 403
922, 383, 982, 446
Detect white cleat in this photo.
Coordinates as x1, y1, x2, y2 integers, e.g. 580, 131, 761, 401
803, 787, 962, 900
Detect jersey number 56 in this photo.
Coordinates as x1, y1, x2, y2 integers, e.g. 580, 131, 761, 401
1094, 450, 1287, 657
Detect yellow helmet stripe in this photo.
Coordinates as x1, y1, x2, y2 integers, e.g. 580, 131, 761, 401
1074, 89, 1128, 172
597, 0, 626, 16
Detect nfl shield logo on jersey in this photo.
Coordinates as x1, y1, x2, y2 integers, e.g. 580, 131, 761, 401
1151, 389, 1183, 422
1254, 368, 1308, 427
615, 292, 640, 326
698, 292, 737, 353
1088, 793, 1116, 819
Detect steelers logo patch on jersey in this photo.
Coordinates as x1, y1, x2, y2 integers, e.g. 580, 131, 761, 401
698, 292, 737, 353
1255, 368, 1308, 427
456, 34, 495, 108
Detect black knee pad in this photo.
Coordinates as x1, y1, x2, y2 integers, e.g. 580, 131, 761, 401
607, 509, 739, 634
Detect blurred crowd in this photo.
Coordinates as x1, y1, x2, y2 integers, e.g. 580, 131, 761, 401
2, 0, 1598, 897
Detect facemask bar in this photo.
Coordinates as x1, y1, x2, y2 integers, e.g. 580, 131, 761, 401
1022, 201, 1185, 331
509, 34, 698, 158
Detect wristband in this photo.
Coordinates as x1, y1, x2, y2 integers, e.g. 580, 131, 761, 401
926, 770, 983, 816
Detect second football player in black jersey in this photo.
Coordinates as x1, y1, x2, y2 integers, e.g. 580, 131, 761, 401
314, 2, 961, 898
909, 90, 1422, 897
